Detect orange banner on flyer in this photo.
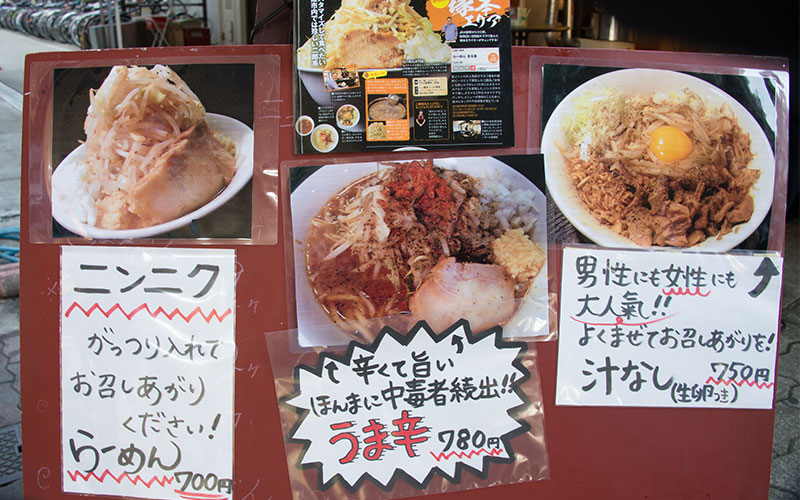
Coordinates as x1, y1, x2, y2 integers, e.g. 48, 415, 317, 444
426, 0, 508, 31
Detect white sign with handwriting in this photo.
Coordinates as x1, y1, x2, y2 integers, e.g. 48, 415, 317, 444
556, 246, 782, 409
61, 246, 235, 499
284, 321, 530, 490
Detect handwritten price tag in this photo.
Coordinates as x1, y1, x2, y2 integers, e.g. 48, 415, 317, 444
283, 320, 530, 490
60, 247, 235, 499
556, 246, 783, 409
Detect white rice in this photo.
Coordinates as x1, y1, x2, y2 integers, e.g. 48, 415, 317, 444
57, 164, 97, 225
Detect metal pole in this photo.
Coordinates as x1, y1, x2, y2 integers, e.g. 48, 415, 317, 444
114, 0, 124, 48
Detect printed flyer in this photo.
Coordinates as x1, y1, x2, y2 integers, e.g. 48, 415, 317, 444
293, 0, 514, 153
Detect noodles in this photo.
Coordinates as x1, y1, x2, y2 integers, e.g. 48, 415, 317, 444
367, 121, 386, 140
560, 88, 759, 247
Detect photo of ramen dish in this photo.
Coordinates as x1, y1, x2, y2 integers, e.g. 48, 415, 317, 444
296, 0, 450, 70
542, 68, 775, 250
368, 96, 406, 120
336, 105, 360, 128
301, 159, 547, 339
59, 65, 239, 232
367, 121, 387, 140
296, 115, 314, 136
311, 124, 339, 152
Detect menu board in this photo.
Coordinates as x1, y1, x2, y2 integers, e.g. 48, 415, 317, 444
19, 45, 793, 500
293, 0, 514, 153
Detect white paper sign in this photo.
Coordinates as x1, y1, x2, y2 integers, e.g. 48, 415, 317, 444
556, 246, 782, 409
284, 320, 529, 491
61, 246, 235, 499
451, 48, 501, 72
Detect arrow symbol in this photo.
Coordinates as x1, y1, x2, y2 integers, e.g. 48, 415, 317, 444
451, 335, 464, 354
748, 257, 780, 298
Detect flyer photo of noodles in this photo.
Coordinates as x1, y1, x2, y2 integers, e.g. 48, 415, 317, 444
541, 65, 777, 252
288, 156, 550, 348
50, 63, 255, 240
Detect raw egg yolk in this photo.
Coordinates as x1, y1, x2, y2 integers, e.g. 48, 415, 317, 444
649, 126, 693, 163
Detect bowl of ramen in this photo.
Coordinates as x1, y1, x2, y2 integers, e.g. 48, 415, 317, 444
290, 157, 549, 346
336, 105, 360, 128
310, 124, 339, 153
296, 115, 314, 136
368, 96, 407, 120
542, 68, 775, 250
51, 65, 254, 239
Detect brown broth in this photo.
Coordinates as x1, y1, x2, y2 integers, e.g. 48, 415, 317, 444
368, 99, 405, 120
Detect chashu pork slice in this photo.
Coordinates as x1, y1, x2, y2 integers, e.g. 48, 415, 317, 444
128, 121, 236, 226
409, 257, 516, 333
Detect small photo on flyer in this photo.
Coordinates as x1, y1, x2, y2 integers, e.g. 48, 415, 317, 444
287, 155, 550, 348
50, 63, 255, 240
540, 64, 778, 252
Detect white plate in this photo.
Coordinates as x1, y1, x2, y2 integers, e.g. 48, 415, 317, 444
541, 68, 775, 251
51, 113, 254, 239
290, 157, 550, 347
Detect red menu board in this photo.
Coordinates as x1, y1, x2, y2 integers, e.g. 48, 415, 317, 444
20, 45, 790, 500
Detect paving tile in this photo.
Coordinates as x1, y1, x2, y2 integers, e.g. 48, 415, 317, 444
0, 383, 19, 428
790, 382, 800, 409
771, 450, 800, 497
0, 179, 20, 220
0, 479, 23, 498
782, 300, 800, 328
0, 300, 17, 338
769, 487, 800, 500
781, 221, 800, 307
0, 132, 20, 181
772, 403, 800, 456
0, 350, 12, 386
5, 364, 18, 395
777, 340, 800, 385
0, 334, 18, 365
775, 375, 795, 403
